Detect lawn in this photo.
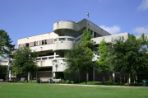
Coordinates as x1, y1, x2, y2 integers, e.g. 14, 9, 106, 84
0, 83, 148, 98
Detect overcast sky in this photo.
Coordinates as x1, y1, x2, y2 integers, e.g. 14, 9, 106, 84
0, 0, 148, 45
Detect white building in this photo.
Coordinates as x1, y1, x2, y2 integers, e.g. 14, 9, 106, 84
17, 19, 128, 80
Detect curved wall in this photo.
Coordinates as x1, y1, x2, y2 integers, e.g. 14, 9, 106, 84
53, 36, 75, 51
53, 21, 77, 31
30, 36, 75, 52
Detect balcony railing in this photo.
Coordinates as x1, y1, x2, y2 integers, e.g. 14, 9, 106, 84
36, 55, 67, 72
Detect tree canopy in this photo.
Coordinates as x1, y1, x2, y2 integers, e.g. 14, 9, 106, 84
0, 29, 14, 56
0, 29, 14, 80
97, 39, 110, 71
12, 47, 37, 81
66, 29, 93, 82
109, 34, 148, 84
66, 31, 148, 84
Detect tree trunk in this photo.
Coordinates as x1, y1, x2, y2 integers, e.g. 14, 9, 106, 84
28, 72, 31, 82
93, 67, 95, 81
112, 72, 115, 83
102, 72, 105, 84
78, 69, 80, 83
128, 74, 131, 85
120, 74, 122, 84
8, 70, 12, 81
86, 72, 89, 84
123, 75, 126, 83
134, 75, 138, 84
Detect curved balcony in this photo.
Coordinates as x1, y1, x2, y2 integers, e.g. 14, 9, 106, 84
53, 21, 77, 32
36, 56, 67, 72
52, 58, 67, 72
53, 36, 75, 51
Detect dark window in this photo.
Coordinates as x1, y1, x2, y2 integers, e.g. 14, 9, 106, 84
42, 57, 47, 60
67, 38, 74, 41
48, 57, 54, 59
42, 40, 44, 45
59, 38, 65, 41
45, 40, 47, 44
34, 41, 38, 46
42, 40, 47, 45
25, 43, 29, 47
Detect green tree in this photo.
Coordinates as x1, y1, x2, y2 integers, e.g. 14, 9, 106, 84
66, 29, 93, 82
109, 35, 148, 85
110, 35, 140, 84
97, 40, 110, 71
124, 35, 141, 84
137, 33, 148, 83
0, 30, 14, 56
12, 47, 37, 82
109, 38, 126, 84
97, 39, 111, 83
0, 29, 14, 80
138, 33, 148, 45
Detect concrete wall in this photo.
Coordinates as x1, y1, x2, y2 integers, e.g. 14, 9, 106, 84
53, 21, 78, 31
92, 33, 128, 44
18, 32, 58, 46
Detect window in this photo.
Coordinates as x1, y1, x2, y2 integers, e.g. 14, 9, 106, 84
42, 57, 47, 60
25, 43, 29, 47
36, 58, 41, 60
67, 38, 74, 41
34, 41, 38, 46
59, 38, 65, 41
45, 40, 47, 44
42, 40, 47, 45
48, 57, 54, 59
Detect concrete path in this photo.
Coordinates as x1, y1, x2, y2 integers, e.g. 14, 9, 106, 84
51, 83, 145, 88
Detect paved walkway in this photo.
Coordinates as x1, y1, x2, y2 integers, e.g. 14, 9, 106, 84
53, 83, 99, 87
51, 83, 144, 88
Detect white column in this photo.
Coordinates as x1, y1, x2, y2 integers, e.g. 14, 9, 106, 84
128, 75, 131, 85
8, 70, 12, 81
28, 72, 31, 81
54, 52, 56, 59
8, 59, 12, 81
53, 72, 56, 78
112, 72, 115, 83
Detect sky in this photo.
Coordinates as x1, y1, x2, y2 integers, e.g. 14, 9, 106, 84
0, 0, 148, 45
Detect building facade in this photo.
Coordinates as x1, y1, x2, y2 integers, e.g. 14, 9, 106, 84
17, 19, 128, 81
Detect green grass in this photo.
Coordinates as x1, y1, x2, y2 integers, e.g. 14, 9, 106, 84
0, 83, 148, 98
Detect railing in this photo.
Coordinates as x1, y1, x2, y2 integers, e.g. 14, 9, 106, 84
19, 36, 75, 52
36, 56, 67, 71
53, 36, 75, 50
54, 36, 75, 43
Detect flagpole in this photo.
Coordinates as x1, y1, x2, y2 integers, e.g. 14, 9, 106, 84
86, 12, 89, 31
